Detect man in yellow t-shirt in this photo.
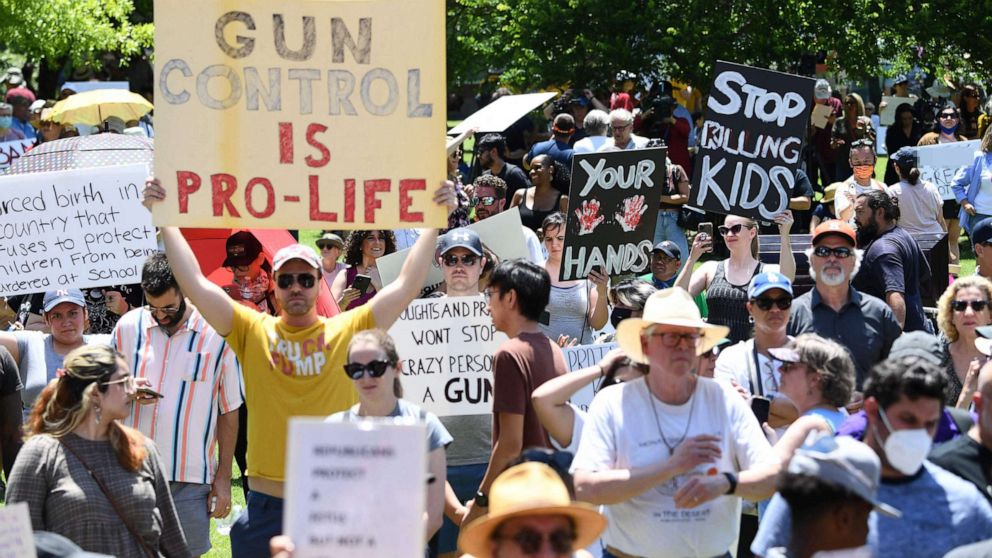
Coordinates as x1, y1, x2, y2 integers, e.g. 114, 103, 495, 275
142, 177, 457, 558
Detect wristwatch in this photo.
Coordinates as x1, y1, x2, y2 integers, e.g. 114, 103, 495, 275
722, 472, 738, 495
475, 490, 489, 507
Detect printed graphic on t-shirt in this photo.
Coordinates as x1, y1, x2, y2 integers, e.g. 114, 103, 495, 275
267, 330, 329, 376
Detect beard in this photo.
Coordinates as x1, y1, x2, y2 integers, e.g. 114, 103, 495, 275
152, 298, 187, 328
856, 219, 879, 248
811, 265, 849, 287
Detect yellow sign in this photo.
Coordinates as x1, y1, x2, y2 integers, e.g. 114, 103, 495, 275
152, 0, 447, 229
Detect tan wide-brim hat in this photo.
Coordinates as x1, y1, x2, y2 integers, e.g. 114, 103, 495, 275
458, 462, 607, 558
616, 287, 730, 363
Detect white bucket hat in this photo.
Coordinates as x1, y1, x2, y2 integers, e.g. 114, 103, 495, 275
616, 287, 730, 362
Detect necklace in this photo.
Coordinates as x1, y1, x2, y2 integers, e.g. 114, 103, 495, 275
646, 378, 698, 454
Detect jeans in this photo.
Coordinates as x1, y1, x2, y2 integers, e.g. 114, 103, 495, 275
429, 462, 487, 556
652, 210, 689, 270
231, 491, 283, 558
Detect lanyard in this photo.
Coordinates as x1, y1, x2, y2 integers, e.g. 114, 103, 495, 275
750, 342, 765, 396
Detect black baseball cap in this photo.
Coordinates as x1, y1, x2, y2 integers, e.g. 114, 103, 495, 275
652, 241, 681, 260
223, 231, 263, 267
438, 228, 483, 256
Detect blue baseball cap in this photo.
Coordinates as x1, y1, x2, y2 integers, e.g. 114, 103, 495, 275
973, 217, 992, 245
890, 146, 918, 169
43, 288, 86, 313
748, 271, 793, 299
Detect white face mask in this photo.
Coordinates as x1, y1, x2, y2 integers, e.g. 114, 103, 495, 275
875, 406, 932, 475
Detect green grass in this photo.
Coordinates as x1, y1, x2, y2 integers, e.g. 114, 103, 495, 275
205, 474, 247, 557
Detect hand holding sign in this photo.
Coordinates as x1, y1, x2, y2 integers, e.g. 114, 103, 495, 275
615, 195, 648, 232
575, 199, 605, 235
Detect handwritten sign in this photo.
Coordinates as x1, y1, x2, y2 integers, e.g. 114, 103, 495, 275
691, 61, 815, 220
153, 0, 446, 230
918, 140, 980, 201
0, 138, 33, 171
879, 96, 915, 126
389, 297, 508, 416
285, 418, 426, 558
0, 164, 157, 296
563, 342, 617, 412
810, 103, 833, 129
0, 503, 36, 558
560, 147, 664, 281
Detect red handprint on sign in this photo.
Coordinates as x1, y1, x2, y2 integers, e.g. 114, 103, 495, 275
575, 199, 605, 235
615, 195, 647, 232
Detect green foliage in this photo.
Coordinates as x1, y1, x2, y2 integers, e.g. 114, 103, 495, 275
0, 0, 152, 68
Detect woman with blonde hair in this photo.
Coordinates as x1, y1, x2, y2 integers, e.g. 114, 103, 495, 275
7, 344, 189, 557
936, 275, 992, 407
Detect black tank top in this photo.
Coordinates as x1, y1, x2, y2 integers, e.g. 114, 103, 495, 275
517, 190, 564, 232
707, 260, 763, 342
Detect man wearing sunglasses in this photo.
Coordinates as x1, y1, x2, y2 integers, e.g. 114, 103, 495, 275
788, 220, 901, 387
141, 176, 458, 558
468, 174, 546, 266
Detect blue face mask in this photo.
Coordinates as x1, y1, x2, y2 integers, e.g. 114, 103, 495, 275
939, 122, 959, 135
0, 116, 12, 129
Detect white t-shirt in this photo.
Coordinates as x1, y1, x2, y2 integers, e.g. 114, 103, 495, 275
598, 135, 649, 151
713, 338, 789, 397
971, 169, 992, 215
574, 136, 610, 154
572, 377, 774, 558
834, 179, 888, 222
521, 226, 547, 266
889, 180, 944, 234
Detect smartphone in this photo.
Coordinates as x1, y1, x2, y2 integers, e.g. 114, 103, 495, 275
539, 310, 551, 325
698, 222, 714, 239
351, 274, 372, 294
751, 396, 771, 425
137, 387, 164, 400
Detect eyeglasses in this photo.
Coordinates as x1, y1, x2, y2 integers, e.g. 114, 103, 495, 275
343, 360, 391, 380
752, 296, 793, 311
951, 300, 990, 313
493, 526, 576, 555
940, 113, 959, 120
317, 244, 339, 251
145, 303, 182, 316
813, 246, 854, 259
718, 223, 753, 236
442, 254, 479, 267
471, 196, 497, 207
612, 123, 632, 131
610, 307, 634, 329
644, 329, 701, 348
276, 273, 317, 289
101, 375, 135, 390
226, 265, 250, 273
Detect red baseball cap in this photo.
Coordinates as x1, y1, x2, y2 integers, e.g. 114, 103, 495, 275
811, 220, 856, 246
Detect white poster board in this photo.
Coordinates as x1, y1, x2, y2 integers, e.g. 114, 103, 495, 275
0, 503, 36, 558
377, 209, 530, 291
918, 140, 980, 200
0, 164, 157, 296
563, 342, 618, 412
448, 92, 557, 136
285, 419, 427, 558
879, 96, 915, 126
0, 138, 34, 171
62, 81, 130, 93
810, 103, 833, 129
389, 297, 508, 416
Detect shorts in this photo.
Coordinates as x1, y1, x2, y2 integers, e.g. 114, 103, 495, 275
170, 482, 212, 556
944, 199, 961, 220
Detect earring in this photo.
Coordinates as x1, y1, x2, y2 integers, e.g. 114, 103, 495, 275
94, 405, 102, 425
748, 315, 755, 324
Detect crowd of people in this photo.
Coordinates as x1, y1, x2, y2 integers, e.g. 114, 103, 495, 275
4, 70, 992, 558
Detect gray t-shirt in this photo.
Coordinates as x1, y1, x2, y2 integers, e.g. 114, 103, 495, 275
752, 461, 992, 558
440, 414, 492, 466
328, 399, 453, 452
14, 332, 111, 412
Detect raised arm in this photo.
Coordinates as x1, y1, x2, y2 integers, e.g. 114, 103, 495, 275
142, 178, 235, 335
674, 233, 714, 296
774, 210, 796, 281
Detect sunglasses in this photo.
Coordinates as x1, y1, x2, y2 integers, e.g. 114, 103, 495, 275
718, 223, 753, 236
442, 254, 479, 267
951, 300, 990, 313
610, 307, 634, 329
813, 246, 854, 259
471, 196, 498, 207
644, 329, 701, 348
101, 375, 135, 389
343, 360, 391, 380
494, 527, 576, 555
752, 296, 793, 311
940, 113, 959, 120
145, 304, 182, 316
276, 273, 317, 289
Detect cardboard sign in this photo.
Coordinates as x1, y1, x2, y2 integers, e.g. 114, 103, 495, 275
448, 92, 557, 136
0, 164, 157, 296
691, 61, 816, 220
560, 147, 665, 281
389, 297, 508, 416
563, 342, 617, 412
153, 0, 447, 230
376, 209, 531, 291
879, 96, 915, 126
0, 503, 36, 558
285, 418, 427, 558
0, 138, 34, 171
63, 81, 130, 93
918, 140, 981, 201
810, 103, 833, 129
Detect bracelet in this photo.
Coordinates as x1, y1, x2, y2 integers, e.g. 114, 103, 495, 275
722, 472, 738, 495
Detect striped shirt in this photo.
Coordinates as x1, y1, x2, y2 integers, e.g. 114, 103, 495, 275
111, 306, 243, 484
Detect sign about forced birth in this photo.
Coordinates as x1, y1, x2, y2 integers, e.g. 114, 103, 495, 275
285, 419, 426, 558
389, 297, 508, 417
918, 140, 980, 201
0, 164, 157, 296
691, 61, 815, 220
560, 147, 665, 281
153, 0, 447, 230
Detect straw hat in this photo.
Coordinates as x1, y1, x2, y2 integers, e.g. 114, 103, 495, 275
616, 287, 730, 362
822, 182, 843, 204
458, 462, 606, 557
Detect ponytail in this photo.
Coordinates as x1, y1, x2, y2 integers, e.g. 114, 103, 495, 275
907, 167, 920, 185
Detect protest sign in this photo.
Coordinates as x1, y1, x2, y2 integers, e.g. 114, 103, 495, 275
560, 147, 665, 281
389, 297, 508, 416
810, 103, 833, 129
0, 503, 36, 558
562, 342, 618, 412
153, 0, 446, 230
285, 419, 426, 558
0, 138, 34, 171
0, 164, 156, 296
448, 92, 557, 136
376, 208, 530, 291
918, 140, 980, 200
691, 61, 816, 220
879, 96, 915, 126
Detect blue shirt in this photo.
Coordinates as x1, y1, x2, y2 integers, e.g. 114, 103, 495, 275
752, 461, 992, 558
527, 139, 574, 167
12, 118, 36, 140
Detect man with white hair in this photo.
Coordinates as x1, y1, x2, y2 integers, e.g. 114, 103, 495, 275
787, 220, 901, 387
600, 108, 649, 151
573, 109, 611, 154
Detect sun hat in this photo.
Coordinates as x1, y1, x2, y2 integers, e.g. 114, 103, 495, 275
821, 183, 842, 204
616, 287, 730, 361
458, 462, 607, 558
